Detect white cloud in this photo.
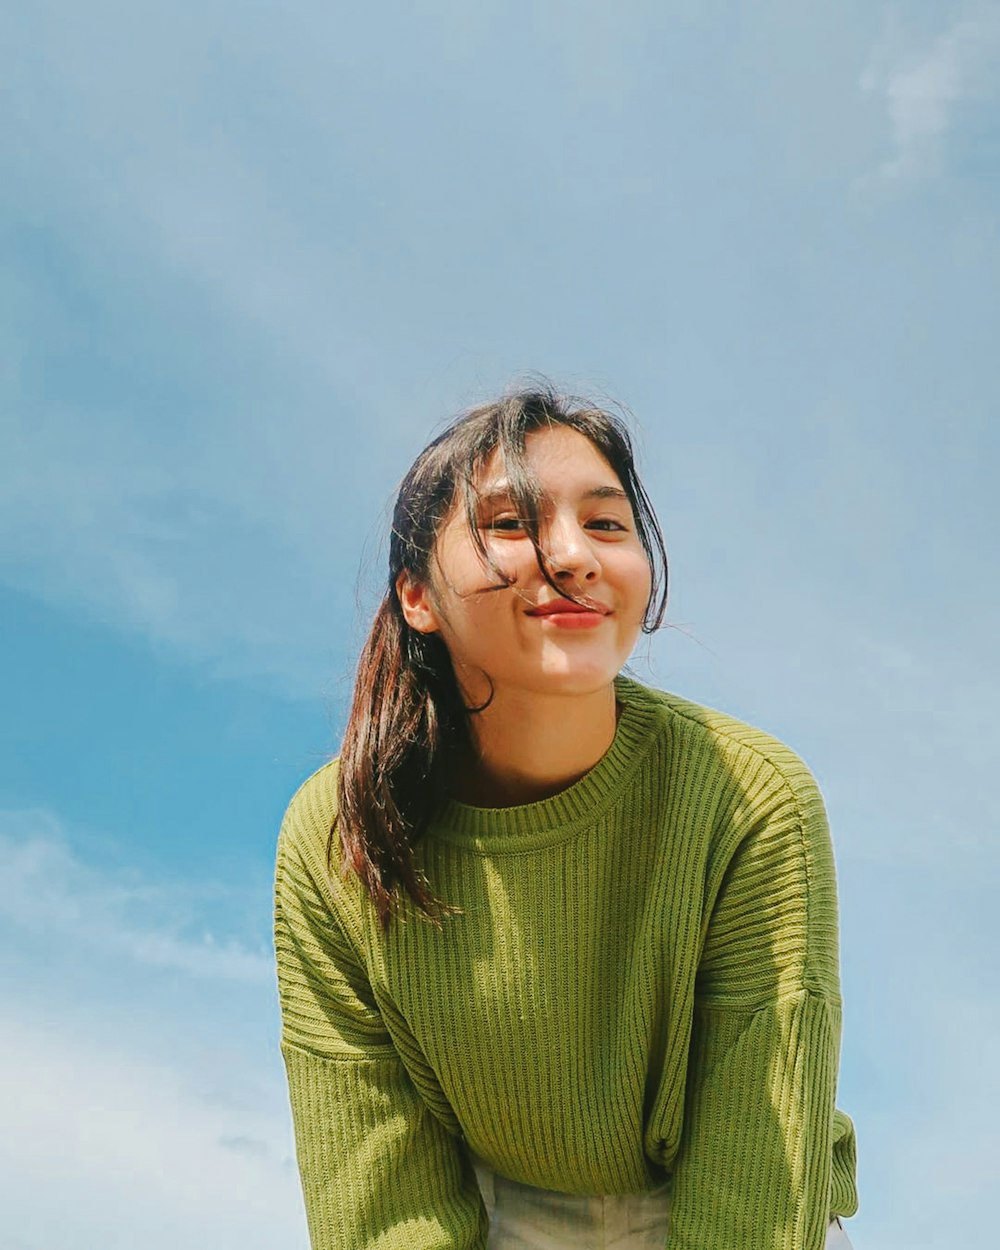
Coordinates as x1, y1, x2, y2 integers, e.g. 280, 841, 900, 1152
0, 808, 307, 1249
860, 8, 1000, 183
0, 393, 381, 697
0, 5, 434, 695
0, 808, 272, 983
0, 1014, 306, 1250
841, 953, 1000, 1248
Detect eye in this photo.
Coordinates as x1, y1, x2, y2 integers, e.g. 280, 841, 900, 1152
586, 517, 628, 532
485, 514, 527, 533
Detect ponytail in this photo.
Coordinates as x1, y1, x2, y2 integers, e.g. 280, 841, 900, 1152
333, 590, 467, 928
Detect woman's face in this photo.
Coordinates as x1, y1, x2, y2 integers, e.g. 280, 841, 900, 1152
398, 425, 653, 704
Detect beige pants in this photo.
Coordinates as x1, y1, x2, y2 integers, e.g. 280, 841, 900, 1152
474, 1161, 854, 1249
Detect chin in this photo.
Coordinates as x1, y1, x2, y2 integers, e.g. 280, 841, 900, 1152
532, 662, 622, 696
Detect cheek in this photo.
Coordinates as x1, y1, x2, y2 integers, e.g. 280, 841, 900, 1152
433, 525, 518, 598
432, 585, 511, 662
621, 551, 654, 607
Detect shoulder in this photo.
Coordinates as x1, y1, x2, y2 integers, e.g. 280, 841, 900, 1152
275, 758, 342, 887
618, 677, 826, 827
620, 685, 844, 1000
281, 756, 340, 826
274, 757, 374, 949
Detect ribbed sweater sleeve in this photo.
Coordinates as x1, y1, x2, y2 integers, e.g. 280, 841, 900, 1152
666, 739, 857, 1250
274, 800, 487, 1250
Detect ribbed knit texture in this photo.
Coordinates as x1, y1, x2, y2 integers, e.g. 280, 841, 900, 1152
274, 678, 859, 1250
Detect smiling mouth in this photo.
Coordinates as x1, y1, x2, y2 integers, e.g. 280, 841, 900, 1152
526, 599, 611, 617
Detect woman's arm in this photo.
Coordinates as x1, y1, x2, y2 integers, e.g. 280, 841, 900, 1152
274, 787, 487, 1250
667, 752, 859, 1250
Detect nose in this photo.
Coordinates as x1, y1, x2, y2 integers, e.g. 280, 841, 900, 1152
542, 514, 601, 583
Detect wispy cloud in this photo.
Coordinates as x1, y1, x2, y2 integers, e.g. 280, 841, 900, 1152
0, 1013, 305, 1250
844, 954, 1000, 1247
860, 8, 1000, 183
1, 6, 432, 695
0, 808, 272, 983
0, 807, 307, 1248
0, 390, 377, 696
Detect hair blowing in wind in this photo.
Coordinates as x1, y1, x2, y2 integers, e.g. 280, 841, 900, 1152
333, 384, 669, 927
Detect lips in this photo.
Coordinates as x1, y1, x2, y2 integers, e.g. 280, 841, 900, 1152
526, 599, 611, 616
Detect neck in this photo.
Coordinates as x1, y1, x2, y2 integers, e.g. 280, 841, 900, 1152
452, 683, 621, 808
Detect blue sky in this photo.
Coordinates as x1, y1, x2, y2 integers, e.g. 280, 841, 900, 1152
3, 2, 998, 1245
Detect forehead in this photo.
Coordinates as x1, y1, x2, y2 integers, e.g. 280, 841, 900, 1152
473, 425, 622, 492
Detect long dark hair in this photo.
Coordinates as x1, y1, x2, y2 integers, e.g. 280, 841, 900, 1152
334, 383, 668, 927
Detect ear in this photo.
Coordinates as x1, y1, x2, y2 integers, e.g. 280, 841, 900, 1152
396, 569, 440, 635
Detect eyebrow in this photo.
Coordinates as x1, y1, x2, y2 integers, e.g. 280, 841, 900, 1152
476, 483, 630, 507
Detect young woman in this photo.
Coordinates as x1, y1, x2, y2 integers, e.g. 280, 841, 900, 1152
274, 385, 859, 1249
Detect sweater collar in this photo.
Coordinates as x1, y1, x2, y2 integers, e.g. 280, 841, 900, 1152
429, 676, 662, 851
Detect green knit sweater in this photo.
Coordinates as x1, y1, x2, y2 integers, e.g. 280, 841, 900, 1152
274, 678, 859, 1250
